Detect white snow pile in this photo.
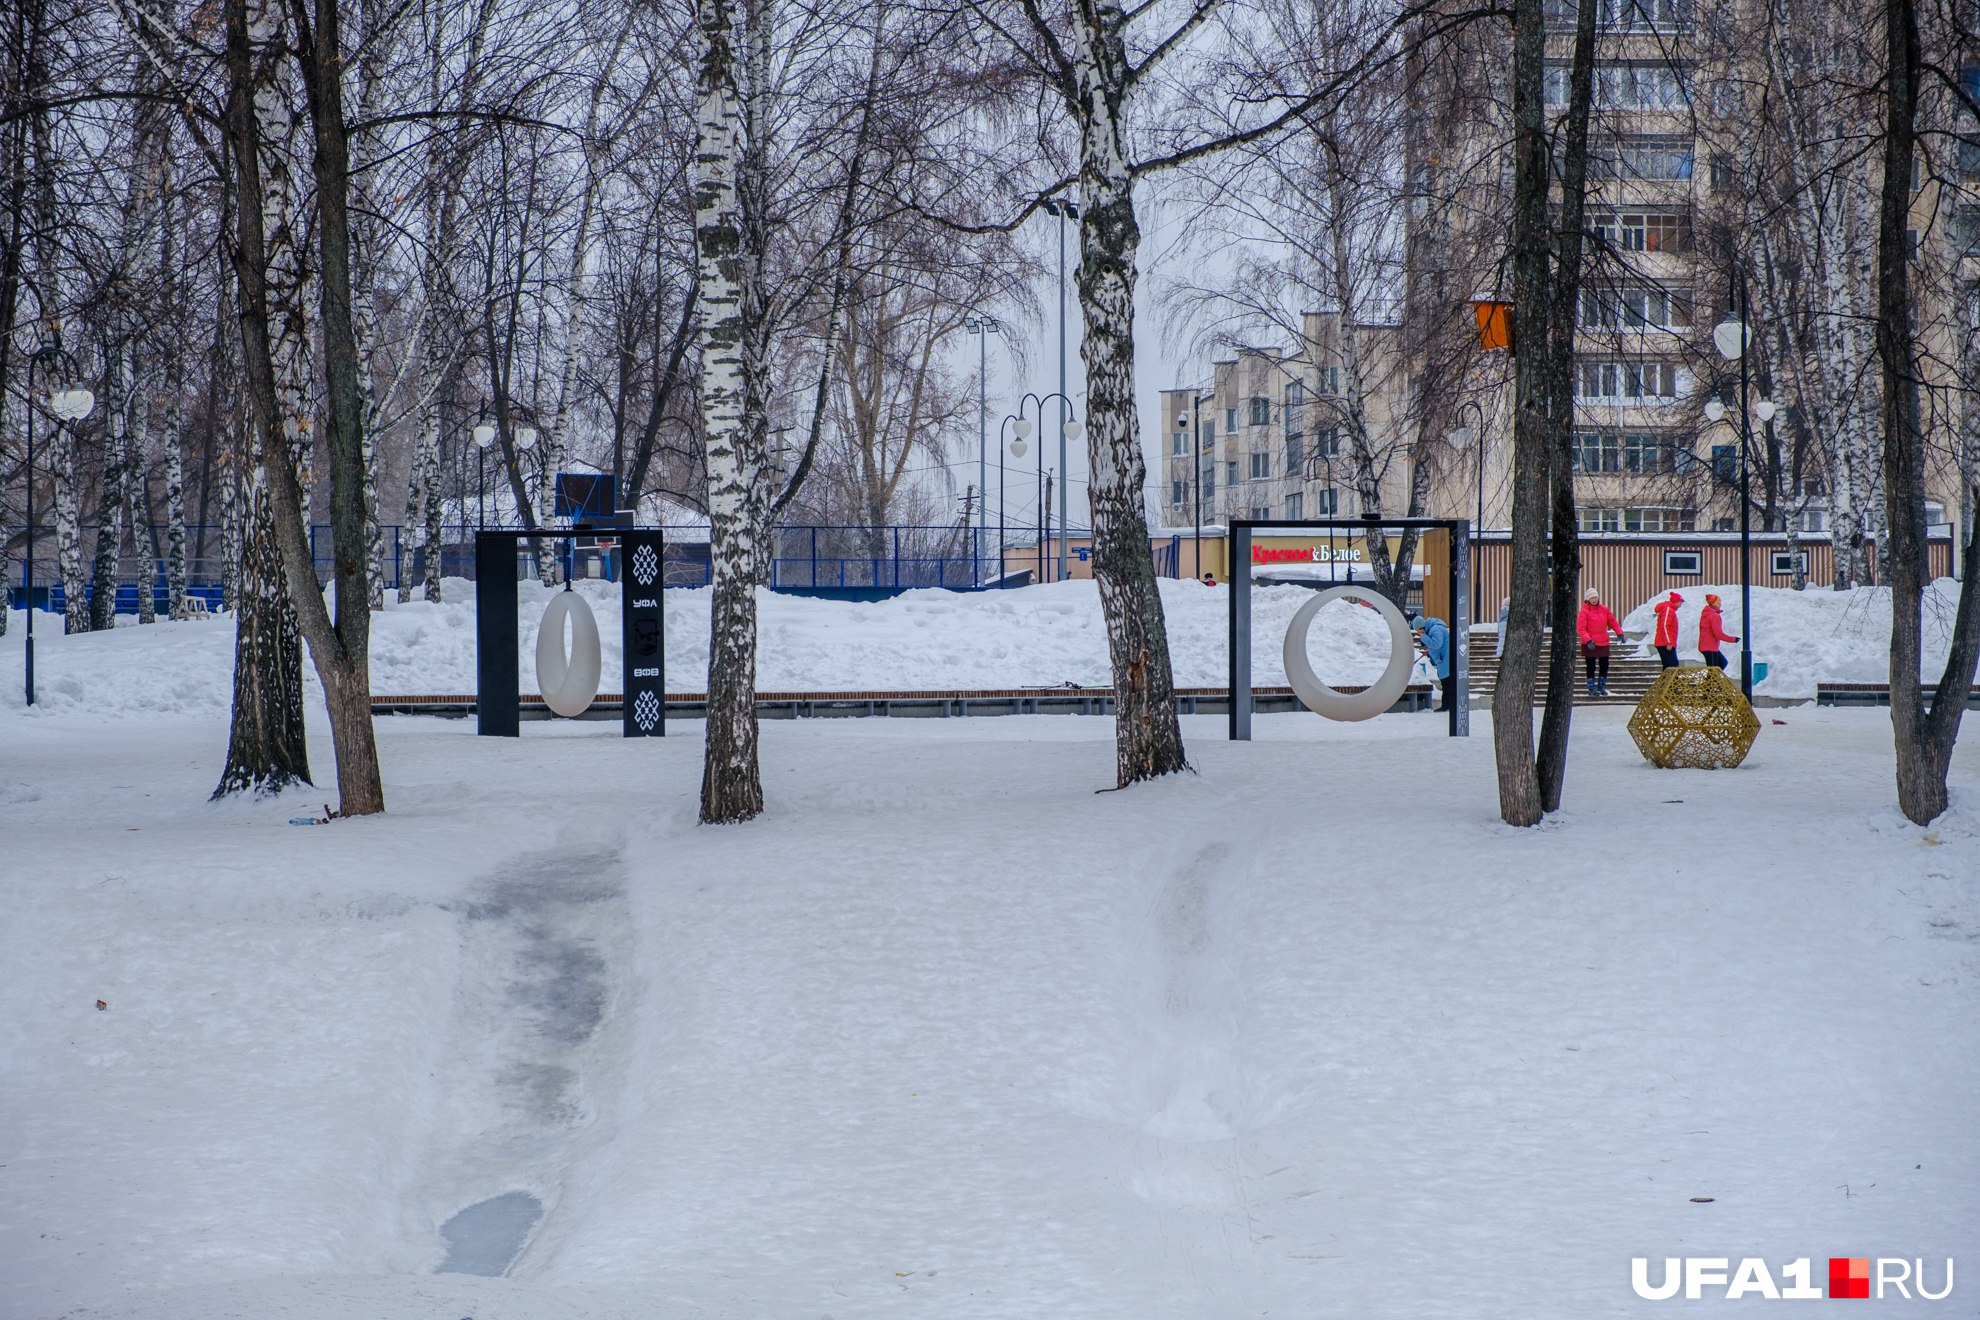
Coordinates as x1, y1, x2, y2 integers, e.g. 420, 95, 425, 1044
1620, 579, 1970, 699
0, 578, 1397, 719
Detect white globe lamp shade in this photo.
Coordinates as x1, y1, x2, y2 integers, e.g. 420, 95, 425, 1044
1010, 438, 1028, 458
49, 388, 95, 421
1703, 399, 1726, 422
1448, 425, 1475, 448
1712, 319, 1749, 360
472, 422, 497, 448
1013, 418, 1034, 440
1754, 399, 1777, 422
1062, 419, 1083, 441
516, 425, 539, 451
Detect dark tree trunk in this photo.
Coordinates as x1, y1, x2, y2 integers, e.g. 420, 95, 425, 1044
1879, 0, 1980, 824
1534, 0, 1599, 813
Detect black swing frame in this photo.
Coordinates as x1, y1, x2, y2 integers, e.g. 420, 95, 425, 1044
474, 527, 667, 738
1226, 517, 1471, 739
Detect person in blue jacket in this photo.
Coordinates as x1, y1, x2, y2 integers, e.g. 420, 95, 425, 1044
1410, 613, 1452, 711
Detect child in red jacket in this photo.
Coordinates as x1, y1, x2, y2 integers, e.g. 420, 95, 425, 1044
1576, 589, 1626, 696
1698, 593, 1738, 670
1652, 591, 1684, 667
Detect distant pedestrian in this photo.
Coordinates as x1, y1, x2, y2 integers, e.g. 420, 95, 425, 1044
1201, 572, 1216, 586
1698, 593, 1738, 671
1495, 596, 1509, 657
1410, 613, 1452, 711
1653, 591, 1684, 667
1576, 588, 1626, 696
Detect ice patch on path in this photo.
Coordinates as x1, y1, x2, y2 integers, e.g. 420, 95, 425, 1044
437, 1191, 544, 1275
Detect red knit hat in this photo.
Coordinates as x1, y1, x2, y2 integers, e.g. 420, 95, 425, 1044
1705, 593, 1721, 607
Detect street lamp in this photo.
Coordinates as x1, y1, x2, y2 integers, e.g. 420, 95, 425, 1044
1011, 392, 1081, 581
22, 327, 96, 706
472, 419, 496, 528
1448, 399, 1488, 624
1040, 197, 1080, 581
1709, 273, 1760, 699
1176, 391, 1214, 579
966, 317, 1000, 584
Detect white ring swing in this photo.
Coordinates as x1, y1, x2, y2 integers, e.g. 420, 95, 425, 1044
535, 590, 603, 717
1280, 585, 1417, 722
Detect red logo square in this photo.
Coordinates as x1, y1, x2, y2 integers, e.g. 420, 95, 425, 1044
1829, 1257, 1870, 1299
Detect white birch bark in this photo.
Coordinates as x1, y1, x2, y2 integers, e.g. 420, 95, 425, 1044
130, 399, 157, 624
695, 0, 770, 823
165, 395, 189, 619
1067, 0, 1187, 785
89, 340, 132, 632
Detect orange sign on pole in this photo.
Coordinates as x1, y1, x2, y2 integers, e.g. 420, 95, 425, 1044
1470, 299, 1515, 354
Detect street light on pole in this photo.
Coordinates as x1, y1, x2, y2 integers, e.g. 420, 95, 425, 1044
473, 418, 496, 529
1012, 391, 1081, 581
1710, 272, 1758, 701
22, 326, 95, 707
1176, 392, 1211, 579
966, 317, 999, 584
1040, 197, 1080, 583
1447, 398, 1488, 626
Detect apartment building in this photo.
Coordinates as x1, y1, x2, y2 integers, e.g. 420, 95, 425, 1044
1157, 312, 1417, 535
1156, 0, 1964, 549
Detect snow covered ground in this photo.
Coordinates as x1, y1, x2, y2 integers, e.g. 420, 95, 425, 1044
3, 703, 1976, 1318
4, 575, 1967, 719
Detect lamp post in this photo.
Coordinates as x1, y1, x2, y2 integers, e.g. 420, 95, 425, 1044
1448, 399, 1488, 623
1041, 197, 1079, 581
1708, 272, 1760, 700
473, 419, 496, 529
22, 329, 96, 707
966, 317, 999, 584
1012, 391, 1081, 581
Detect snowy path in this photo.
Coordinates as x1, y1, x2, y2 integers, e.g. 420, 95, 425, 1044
3, 709, 1977, 1318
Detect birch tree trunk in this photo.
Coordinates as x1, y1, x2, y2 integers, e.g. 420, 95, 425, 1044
130, 401, 156, 624
90, 340, 131, 633
695, 0, 769, 824
52, 411, 87, 634
220, 450, 243, 611
1070, 0, 1186, 786
216, 0, 312, 799
165, 400, 188, 619
351, 0, 387, 608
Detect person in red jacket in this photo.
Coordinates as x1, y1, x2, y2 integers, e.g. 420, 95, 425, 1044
1576, 588, 1627, 696
1652, 591, 1684, 668
1698, 592, 1738, 670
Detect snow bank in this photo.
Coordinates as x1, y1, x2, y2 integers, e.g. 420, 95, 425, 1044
0, 578, 1398, 720
1620, 580, 1969, 699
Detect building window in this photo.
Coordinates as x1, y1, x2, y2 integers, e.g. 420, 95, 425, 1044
1772, 550, 1810, 575
1202, 420, 1216, 448
1580, 285, 1692, 330
1286, 492, 1303, 520
1171, 431, 1187, 456
1224, 408, 1236, 433
1797, 507, 1828, 532
1711, 444, 1736, 482
1250, 452, 1271, 480
1664, 550, 1703, 575
1284, 379, 1304, 411
1546, 62, 1689, 111
1203, 466, 1215, 499
1285, 433, 1304, 473
1171, 480, 1187, 506
1251, 505, 1271, 521
1227, 461, 1238, 487
1580, 507, 1622, 533
1313, 426, 1341, 458
1591, 210, 1692, 253
1712, 515, 1736, 531
1622, 507, 1694, 532
1623, 432, 1675, 472
1952, 207, 1980, 256
1595, 136, 1695, 182
1316, 366, 1341, 395
1573, 431, 1622, 473
1249, 396, 1270, 427
1317, 487, 1340, 516
1576, 359, 1680, 402
1548, 0, 1693, 32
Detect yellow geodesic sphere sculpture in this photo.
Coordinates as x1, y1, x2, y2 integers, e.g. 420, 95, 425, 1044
1627, 666, 1761, 769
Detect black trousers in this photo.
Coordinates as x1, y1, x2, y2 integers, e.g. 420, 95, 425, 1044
1657, 646, 1679, 667
1704, 650, 1729, 670
1582, 644, 1610, 681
